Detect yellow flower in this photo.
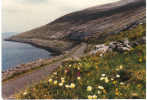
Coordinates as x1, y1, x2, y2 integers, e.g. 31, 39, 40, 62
60, 65, 62, 68
104, 77, 108, 80
103, 89, 107, 93
69, 64, 71, 67
49, 78, 52, 82
54, 81, 58, 85
59, 83, 63, 86
98, 86, 104, 89
65, 70, 67, 73
77, 77, 81, 80
70, 83, 76, 88
61, 80, 65, 83
139, 58, 142, 62
113, 81, 116, 84
115, 92, 119, 95
116, 68, 119, 71
93, 95, 97, 99
98, 91, 101, 94
88, 95, 92, 99
87, 86, 92, 91
78, 67, 80, 70
54, 72, 57, 75
120, 93, 122, 95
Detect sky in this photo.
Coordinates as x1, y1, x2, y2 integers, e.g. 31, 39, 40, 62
2, 0, 120, 33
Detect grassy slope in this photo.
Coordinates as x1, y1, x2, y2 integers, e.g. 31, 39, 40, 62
15, 24, 146, 99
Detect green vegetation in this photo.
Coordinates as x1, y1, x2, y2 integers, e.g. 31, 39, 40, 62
84, 24, 146, 54
15, 44, 146, 99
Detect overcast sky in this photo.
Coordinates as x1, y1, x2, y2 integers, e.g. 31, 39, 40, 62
2, 0, 120, 33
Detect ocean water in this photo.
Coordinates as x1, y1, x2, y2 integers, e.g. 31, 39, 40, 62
2, 33, 52, 71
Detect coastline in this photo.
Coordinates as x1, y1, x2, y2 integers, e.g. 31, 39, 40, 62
4, 37, 81, 56
2, 42, 82, 80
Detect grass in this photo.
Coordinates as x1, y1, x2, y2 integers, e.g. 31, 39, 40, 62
2, 44, 82, 83
15, 44, 146, 99
84, 23, 146, 53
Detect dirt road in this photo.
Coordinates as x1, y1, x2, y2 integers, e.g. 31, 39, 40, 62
2, 43, 87, 99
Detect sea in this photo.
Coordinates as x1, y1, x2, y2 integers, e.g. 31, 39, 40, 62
2, 33, 52, 71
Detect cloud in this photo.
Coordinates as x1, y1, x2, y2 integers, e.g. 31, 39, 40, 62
2, 0, 120, 33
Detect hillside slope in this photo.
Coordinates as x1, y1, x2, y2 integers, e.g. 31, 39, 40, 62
5, 0, 146, 53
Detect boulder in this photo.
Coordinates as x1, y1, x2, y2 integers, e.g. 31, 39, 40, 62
115, 42, 124, 47
136, 37, 146, 44
116, 47, 131, 52
131, 41, 139, 47
95, 44, 106, 49
107, 48, 113, 52
108, 41, 116, 49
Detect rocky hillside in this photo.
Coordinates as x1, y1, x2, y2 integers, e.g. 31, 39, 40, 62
5, 0, 146, 53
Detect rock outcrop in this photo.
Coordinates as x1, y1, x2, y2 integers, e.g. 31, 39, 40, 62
89, 37, 146, 55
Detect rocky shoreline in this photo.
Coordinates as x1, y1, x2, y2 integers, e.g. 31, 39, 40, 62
2, 43, 81, 80
5, 37, 81, 55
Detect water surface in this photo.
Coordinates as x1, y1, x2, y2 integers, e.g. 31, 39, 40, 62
2, 33, 52, 71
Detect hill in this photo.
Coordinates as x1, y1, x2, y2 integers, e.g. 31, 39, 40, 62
5, 0, 146, 54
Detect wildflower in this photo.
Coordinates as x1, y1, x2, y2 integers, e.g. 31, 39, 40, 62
67, 68, 70, 73
54, 72, 57, 75
116, 74, 120, 78
116, 68, 119, 71
23, 92, 27, 95
59, 83, 63, 86
138, 52, 141, 56
93, 95, 97, 99
131, 93, 139, 97
79, 63, 82, 65
120, 93, 122, 95
69, 64, 71, 67
103, 89, 107, 93
88, 95, 92, 99
105, 79, 109, 83
65, 70, 67, 73
60, 65, 62, 68
77, 71, 80, 76
139, 58, 142, 62
104, 77, 108, 80
111, 78, 114, 81
99, 53, 103, 57
70, 83, 76, 88
108, 57, 110, 60
101, 74, 105, 77
54, 81, 58, 85
98, 91, 101, 94
113, 81, 116, 84
49, 78, 52, 82
98, 86, 104, 89
61, 80, 65, 83
61, 77, 64, 80
65, 85, 70, 88
120, 65, 123, 69
115, 92, 119, 95
87, 86, 92, 91
78, 67, 80, 70
120, 82, 124, 85
77, 77, 81, 80
100, 77, 105, 80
